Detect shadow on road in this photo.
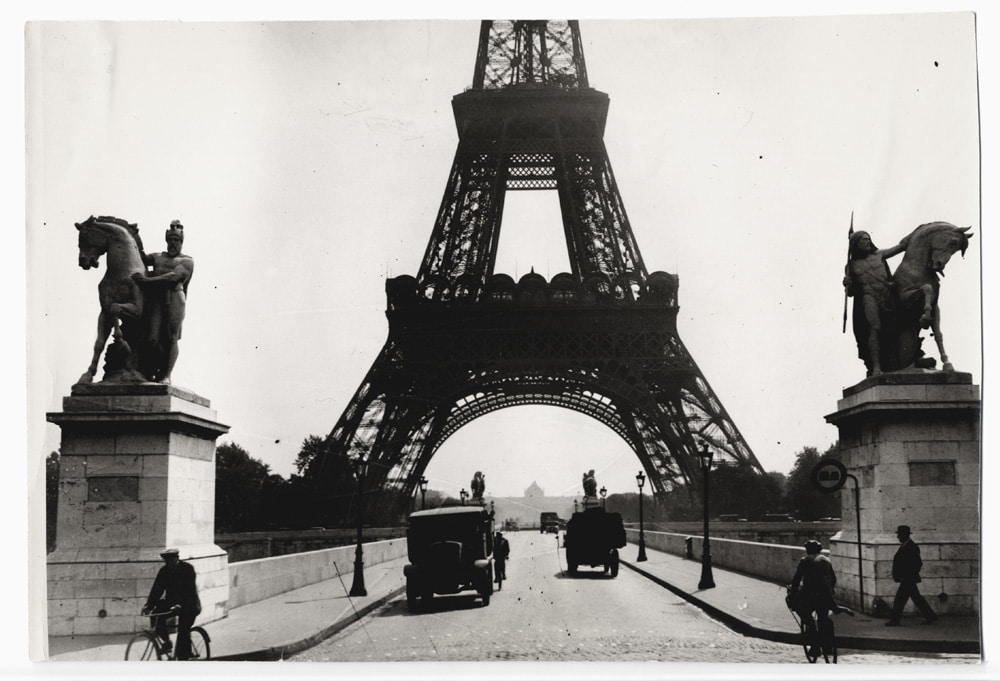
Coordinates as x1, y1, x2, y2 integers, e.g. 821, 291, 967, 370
554, 570, 615, 580
376, 593, 487, 618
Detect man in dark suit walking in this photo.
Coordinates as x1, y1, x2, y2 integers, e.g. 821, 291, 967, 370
886, 525, 938, 626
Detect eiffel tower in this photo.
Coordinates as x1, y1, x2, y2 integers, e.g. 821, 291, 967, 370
323, 20, 764, 514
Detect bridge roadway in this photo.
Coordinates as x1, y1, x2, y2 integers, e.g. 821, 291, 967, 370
291, 532, 976, 664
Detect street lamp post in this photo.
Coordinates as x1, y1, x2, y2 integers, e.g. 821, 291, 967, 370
698, 443, 716, 590
460, 488, 468, 506
418, 476, 428, 510
490, 500, 495, 519
349, 456, 368, 597
573, 499, 579, 513
636, 471, 648, 562
599, 486, 607, 509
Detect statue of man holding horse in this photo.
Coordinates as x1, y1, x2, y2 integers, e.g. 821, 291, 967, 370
843, 221, 972, 377
133, 220, 195, 384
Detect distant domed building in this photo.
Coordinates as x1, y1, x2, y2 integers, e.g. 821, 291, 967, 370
524, 481, 544, 498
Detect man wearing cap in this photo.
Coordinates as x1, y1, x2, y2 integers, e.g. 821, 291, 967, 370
886, 525, 938, 626
788, 540, 839, 656
133, 220, 195, 383
143, 548, 202, 659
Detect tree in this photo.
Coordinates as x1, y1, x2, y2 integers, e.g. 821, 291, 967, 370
784, 444, 841, 521
291, 435, 364, 528
215, 442, 273, 532
709, 462, 786, 520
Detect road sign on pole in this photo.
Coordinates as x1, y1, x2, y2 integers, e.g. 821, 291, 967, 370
811, 458, 848, 493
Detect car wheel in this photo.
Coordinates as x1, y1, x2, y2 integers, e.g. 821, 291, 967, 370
568, 562, 578, 574
610, 549, 620, 578
481, 592, 491, 606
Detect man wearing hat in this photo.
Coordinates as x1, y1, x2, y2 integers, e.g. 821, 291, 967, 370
134, 220, 195, 384
886, 525, 938, 626
143, 548, 202, 659
494, 531, 510, 589
788, 540, 839, 656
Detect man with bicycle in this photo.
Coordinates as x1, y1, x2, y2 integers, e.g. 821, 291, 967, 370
143, 548, 202, 660
788, 540, 838, 657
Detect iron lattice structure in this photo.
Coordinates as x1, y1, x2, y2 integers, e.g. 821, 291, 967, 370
323, 20, 764, 516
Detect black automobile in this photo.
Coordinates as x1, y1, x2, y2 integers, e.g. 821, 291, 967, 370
564, 506, 627, 577
403, 506, 495, 610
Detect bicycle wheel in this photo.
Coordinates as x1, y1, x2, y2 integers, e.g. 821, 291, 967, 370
124, 631, 162, 661
188, 627, 211, 660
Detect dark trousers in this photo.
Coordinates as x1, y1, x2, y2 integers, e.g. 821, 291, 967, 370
495, 560, 506, 580
150, 600, 197, 660
796, 605, 834, 654
889, 581, 937, 622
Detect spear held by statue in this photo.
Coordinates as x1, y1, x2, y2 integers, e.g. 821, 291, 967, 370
842, 212, 854, 334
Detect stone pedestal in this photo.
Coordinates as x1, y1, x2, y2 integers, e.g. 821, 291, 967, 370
46, 384, 230, 636
824, 370, 980, 616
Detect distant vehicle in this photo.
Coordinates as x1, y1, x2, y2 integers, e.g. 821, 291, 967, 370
539, 512, 560, 534
763, 513, 798, 522
503, 519, 519, 532
403, 506, 495, 610
564, 506, 627, 577
716, 514, 747, 522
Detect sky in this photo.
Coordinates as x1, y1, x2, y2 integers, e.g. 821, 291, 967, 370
24, 10, 984, 505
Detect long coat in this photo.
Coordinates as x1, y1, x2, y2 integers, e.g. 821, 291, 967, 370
892, 539, 923, 583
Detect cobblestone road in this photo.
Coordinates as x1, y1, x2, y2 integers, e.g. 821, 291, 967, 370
293, 533, 978, 665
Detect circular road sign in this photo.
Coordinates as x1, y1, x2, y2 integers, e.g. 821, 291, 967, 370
811, 458, 848, 493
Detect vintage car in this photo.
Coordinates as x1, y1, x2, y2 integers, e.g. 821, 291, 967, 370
564, 506, 627, 577
539, 511, 560, 534
403, 506, 495, 610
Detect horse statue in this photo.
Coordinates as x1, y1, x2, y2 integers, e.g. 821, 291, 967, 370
582, 469, 597, 498
470, 471, 486, 501
891, 221, 973, 372
75, 215, 148, 384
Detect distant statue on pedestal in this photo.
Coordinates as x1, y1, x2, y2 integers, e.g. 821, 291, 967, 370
471, 471, 485, 502
582, 470, 597, 498
843, 221, 972, 377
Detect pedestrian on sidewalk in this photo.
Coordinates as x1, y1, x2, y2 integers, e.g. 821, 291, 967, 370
143, 548, 202, 659
494, 531, 510, 588
885, 525, 938, 626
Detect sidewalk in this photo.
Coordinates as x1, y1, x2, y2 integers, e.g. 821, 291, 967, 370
620, 542, 981, 655
47, 541, 980, 661
48, 554, 409, 662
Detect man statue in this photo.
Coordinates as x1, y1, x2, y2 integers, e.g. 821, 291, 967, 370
582, 470, 597, 498
843, 229, 908, 377
134, 220, 195, 383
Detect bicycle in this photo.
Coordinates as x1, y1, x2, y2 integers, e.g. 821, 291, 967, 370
785, 586, 853, 664
124, 606, 211, 661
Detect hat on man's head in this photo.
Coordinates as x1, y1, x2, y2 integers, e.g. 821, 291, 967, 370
160, 548, 180, 557
896, 525, 911, 535
804, 540, 823, 554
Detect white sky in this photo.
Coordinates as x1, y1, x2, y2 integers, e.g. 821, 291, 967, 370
11, 1, 998, 677
25, 12, 984, 502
